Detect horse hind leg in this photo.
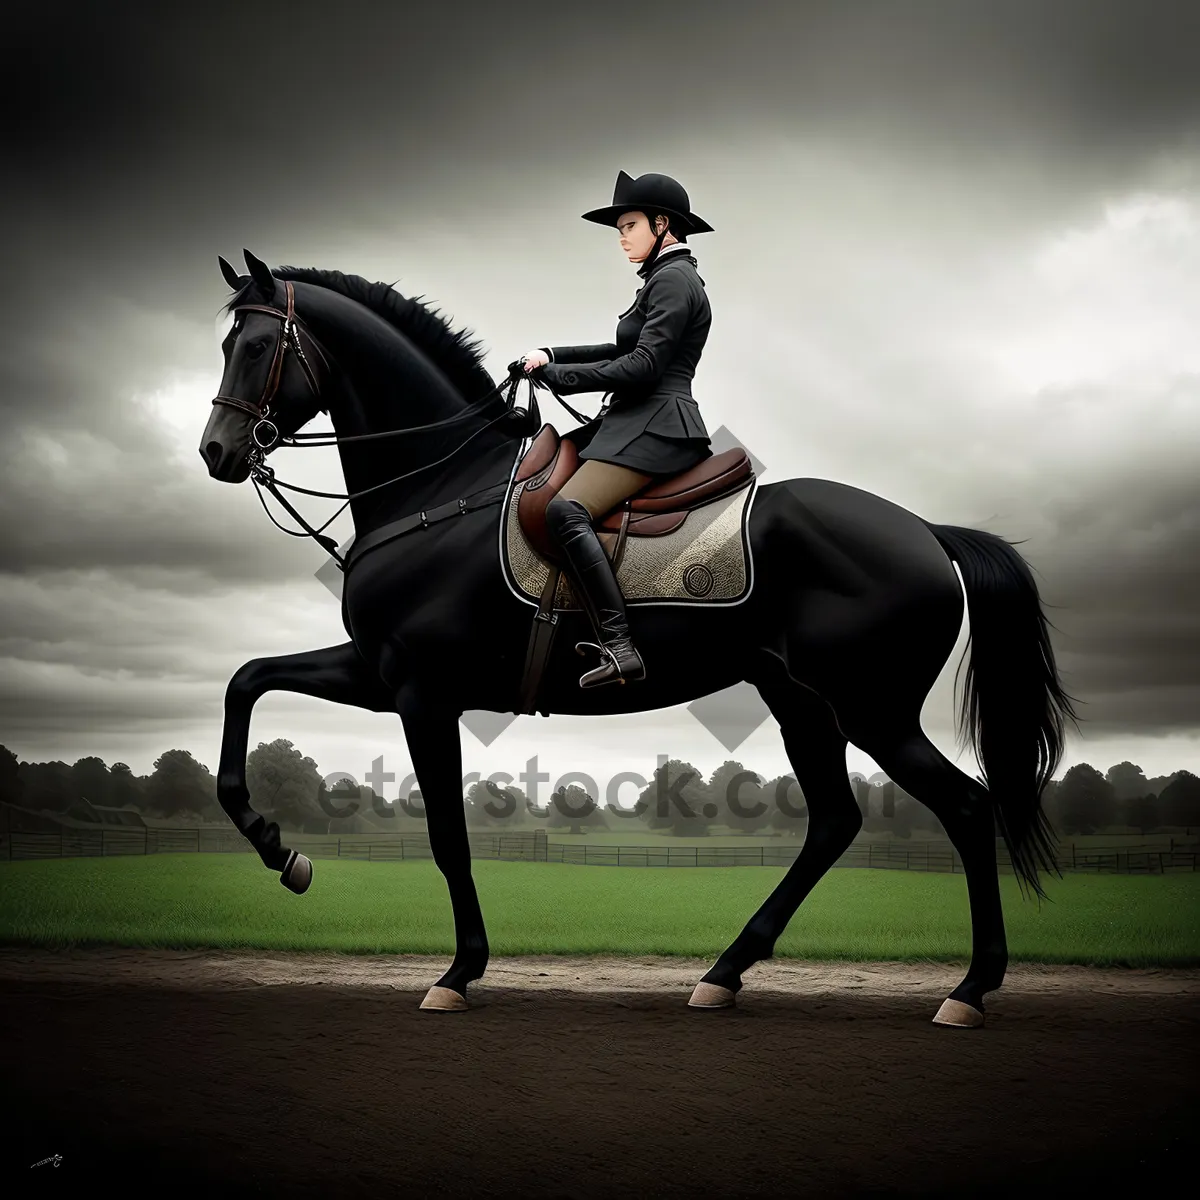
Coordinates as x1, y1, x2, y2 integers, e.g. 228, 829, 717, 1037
690, 677, 862, 1008
841, 717, 1008, 1028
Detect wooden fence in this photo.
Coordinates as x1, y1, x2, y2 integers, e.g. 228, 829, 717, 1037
1, 827, 1197, 873
547, 840, 1200, 874
0, 827, 549, 863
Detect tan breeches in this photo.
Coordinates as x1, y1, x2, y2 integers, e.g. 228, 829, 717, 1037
554, 460, 655, 519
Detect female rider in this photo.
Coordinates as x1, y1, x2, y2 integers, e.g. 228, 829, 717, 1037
521, 170, 714, 688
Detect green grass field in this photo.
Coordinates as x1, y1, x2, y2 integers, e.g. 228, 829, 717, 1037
1, 854, 1197, 966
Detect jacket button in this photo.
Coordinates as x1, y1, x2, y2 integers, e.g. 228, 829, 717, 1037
564, 372, 578, 385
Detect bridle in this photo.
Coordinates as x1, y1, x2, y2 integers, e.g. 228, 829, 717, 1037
208, 279, 550, 568
212, 281, 332, 455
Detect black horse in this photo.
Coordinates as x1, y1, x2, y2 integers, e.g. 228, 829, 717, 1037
199, 249, 1080, 1027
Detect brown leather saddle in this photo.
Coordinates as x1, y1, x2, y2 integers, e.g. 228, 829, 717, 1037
515, 424, 753, 568
511, 425, 755, 716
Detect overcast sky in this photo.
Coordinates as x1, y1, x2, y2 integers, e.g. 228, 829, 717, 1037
2, 1, 1197, 799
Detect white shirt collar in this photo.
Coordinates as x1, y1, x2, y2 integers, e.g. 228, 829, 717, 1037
637, 241, 692, 276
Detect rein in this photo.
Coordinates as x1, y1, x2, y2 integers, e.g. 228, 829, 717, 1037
210, 281, 590, 568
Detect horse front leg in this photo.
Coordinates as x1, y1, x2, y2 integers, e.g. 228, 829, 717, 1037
395, 685, 489, 1012
217, 641, 394, 890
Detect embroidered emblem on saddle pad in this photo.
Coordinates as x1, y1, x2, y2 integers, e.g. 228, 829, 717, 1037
499, 427, 757, 608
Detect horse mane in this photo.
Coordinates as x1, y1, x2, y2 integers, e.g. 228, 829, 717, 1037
222, 265, 496, 403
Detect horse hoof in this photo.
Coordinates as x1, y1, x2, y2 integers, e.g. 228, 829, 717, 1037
689, 982, 736, 1008
280, 851, 312, 894
420, 986, 469, 1012
932, 997, 985, 1027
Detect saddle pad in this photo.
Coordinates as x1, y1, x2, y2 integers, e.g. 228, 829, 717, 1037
501, 474, 758, 608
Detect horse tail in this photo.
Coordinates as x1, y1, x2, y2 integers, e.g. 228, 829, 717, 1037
923, 522, 1082, 900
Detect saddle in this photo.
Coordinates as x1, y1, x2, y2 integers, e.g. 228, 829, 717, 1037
515, 425, 754, 565
505, 424, 757, 716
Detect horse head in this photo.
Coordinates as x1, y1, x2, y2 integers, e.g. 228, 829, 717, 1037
200, 249, 332, 483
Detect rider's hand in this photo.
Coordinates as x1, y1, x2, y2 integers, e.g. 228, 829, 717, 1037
522, 349, 550, 373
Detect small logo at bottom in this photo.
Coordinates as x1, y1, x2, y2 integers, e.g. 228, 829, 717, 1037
31, 1154, 62, 1169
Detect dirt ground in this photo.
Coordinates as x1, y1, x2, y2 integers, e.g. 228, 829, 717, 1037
2, 949, 1197, 1198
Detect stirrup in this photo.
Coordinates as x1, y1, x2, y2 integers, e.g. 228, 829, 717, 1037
574, 639, 646, 687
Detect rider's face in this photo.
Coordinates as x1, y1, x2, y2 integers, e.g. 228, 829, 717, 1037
617, 211, 674, 263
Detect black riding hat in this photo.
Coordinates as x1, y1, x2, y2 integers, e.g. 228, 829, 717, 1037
581, 171, 714, 236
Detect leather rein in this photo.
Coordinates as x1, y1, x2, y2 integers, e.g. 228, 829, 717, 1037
210, 280, 555, 570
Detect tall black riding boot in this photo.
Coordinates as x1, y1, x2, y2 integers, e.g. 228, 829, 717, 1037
544, 496, 646, 687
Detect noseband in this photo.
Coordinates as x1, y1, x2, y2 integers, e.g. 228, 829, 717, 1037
211, 280, 331, 454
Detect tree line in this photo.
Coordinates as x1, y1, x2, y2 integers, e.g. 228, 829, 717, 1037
2, 741, 1197, 838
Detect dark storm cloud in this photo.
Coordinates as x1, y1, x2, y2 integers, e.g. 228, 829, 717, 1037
6, 3, 1199, 242
6, 0, 1197, 362
4, 0, 1196, 439
0, 341, 318, 585
0, 564, 349, 761
0, 659, 224, 733
0, 0, 1197, 767
1032, 466, 1200, 736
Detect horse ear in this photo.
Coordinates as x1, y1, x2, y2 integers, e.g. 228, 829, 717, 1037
243, 248, 276, 296
218, 255, 247, 291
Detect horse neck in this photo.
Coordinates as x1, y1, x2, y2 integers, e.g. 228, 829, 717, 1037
324, 353, 516, 536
